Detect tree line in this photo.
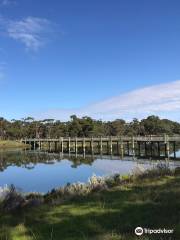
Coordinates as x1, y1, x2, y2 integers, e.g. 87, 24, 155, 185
0, 115, 180, 140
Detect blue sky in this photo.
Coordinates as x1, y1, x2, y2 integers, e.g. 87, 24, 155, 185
0, 0, 180, 121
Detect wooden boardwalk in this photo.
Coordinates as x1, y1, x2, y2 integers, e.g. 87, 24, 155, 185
22, 135, 180, 158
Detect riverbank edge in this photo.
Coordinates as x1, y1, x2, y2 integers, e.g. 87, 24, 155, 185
1, 163, 180, 211
0, 140, 30, 149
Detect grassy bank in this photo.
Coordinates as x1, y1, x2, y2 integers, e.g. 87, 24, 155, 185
0, 140, 28, 149
0, 168, 180, 240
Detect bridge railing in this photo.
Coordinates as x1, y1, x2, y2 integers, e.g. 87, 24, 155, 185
22, 135, 180, 142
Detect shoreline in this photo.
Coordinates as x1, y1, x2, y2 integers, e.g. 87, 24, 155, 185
0, 140, 29, 149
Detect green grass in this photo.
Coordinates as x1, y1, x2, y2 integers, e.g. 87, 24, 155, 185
0, 172, 180, 240
0, 140, 27, 149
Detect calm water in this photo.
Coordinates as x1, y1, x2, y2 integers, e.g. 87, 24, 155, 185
0, 149, 180, 193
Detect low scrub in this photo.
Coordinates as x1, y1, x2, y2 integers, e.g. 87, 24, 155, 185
0, 140, 28, 149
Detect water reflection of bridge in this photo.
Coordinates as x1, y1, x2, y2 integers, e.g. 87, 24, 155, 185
22, 135, 180, 159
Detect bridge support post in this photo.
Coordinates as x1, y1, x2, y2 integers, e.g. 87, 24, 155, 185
68, 137, 71, 153
75, 137, 77, 154
120, 139, 124, 158
132, 137, 135, 156
59, 138, 61, 152
49, 141, 52, 151
127, 141, 130, 155
173, 141, 176, 159
165, 143, 167, 157
55, 141, 57, 151
145, 142, 147, 156
144, 142, 148, 157
138, 142, 140, 156
109, 137, 112, 155
105, 141, 107, 154
61, 137, 64, 153
166, 142, 170, 158
150, 142, 153, 157
100, 136, 103, 155
83, 138, 86, 154
91, 137, 94, 154
33, 141, 36, 150
164, 134, 169, 158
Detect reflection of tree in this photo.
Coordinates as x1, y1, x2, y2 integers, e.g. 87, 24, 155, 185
0, 145, 179, 173
69, 156, 94, 168
0, 150, 97, 172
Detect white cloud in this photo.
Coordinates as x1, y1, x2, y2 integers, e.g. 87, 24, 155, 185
7, 17, 53, 51
35, 80, 180, 121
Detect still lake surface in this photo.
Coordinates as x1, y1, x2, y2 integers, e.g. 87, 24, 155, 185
0, 149, 180, 193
